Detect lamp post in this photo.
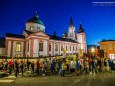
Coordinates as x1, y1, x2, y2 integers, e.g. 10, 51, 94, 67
91, 47, 95, 59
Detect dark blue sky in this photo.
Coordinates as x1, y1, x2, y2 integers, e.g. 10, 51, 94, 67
0, 0, 115, 45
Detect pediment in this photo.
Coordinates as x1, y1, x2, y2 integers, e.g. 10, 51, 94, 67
29, 31, 50, 38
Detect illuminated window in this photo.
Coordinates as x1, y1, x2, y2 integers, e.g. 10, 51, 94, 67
30, 26, 34, 31
16, 43, 21, 52
55, 44, 58, 51
109, 54, 114, 59
15, 54, 21, 57
109, 44, 113, 50
66, 46, 67, 51
61, 45, 63, 51
37, 27, 40, 31
49, 43, 51, 51
70, 46, 71, 51
39, 42, 43, 51
27, 42, 29, 52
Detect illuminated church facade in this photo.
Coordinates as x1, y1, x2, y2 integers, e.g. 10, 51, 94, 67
3, 12, 87, 57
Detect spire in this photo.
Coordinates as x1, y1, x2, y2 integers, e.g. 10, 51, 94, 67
70, 16, 74, 26
34, 11, 39, 18
78, 23, 84, 33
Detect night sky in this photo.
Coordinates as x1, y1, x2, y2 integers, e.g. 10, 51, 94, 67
0, 0, 115, 45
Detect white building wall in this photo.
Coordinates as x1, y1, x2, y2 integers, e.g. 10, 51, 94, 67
33, 39, 38, 57
26, 23, 45, 32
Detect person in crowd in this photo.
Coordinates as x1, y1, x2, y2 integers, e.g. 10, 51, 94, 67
104, 58, 107, 71
84, 59, 89, 74
76, 59, 80, 75
0, 61, 3, 72
62, 61, 66, 77
66, 58, 70, 71
36, 59, 40, 76
31, 61, 34, 76
50, 59, 55, 75
4, 59, 8, 71
70, 59, 75, 72
8, 59, 13, 74
14, 59, 19, 77
98, 58, 101, 72
42, 61, 45, 76
27, 59, 30, 70
44, 59, 48, 75
91, 59, 95, 76
20, 60, 24, 75
58, 59, 62, 75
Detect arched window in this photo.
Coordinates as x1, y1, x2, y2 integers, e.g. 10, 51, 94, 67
16, 42, 21, 52
39, 42, 43, 51
37, 27, 40, 31
30, 26, 34, 31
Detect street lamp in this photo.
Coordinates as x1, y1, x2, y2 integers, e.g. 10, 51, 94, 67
91, 47, 95, 59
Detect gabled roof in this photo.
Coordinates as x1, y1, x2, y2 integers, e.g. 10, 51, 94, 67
49, 35, 79, 43
6, 33, 25, 39
0, 37, 5, 48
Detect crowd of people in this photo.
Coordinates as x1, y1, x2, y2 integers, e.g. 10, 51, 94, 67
0, 56, 115, 77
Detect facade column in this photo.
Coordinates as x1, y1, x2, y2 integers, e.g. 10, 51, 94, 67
52, 42, 54, 56
47, 40, 49, 56
23, 41, 26, 57
30, 38, 34, 57
10, 40, 14, 57
59, 43, 60, 55
5, 40, 8, 55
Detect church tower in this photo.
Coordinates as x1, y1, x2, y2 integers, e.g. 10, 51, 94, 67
68, 16, 76, 40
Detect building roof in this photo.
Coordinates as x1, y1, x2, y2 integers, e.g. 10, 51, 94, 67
26, 12, 44, 25
78, 24, 84, 33
49, 35, 79, 43
0, 37, 5, 48
99, 39, 115, 42
24, 30, 34, 35
6, 33, 25, 39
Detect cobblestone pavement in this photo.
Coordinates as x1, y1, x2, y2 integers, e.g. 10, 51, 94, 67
0, 72, 115, 86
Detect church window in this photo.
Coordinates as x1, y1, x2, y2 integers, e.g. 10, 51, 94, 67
55, 44, 58, 51
76, 46, 77, 51
70, 46, 71, 51
30, 26, 34, 31
49, 43, 51, 51
61, 45, 63, 51
66, 46, 67, 51
39, 42, 43, 51
73, 46, 74, 51
27, 42, 29, 52
109, 44, 113, 50
16, 42, 21, 52
37, 27, 40, 31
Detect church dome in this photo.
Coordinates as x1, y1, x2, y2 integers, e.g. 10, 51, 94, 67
27, 12, 44, 25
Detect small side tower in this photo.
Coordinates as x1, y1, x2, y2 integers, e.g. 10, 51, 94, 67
62, 30, 68, 38
77, 23, 87, 53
